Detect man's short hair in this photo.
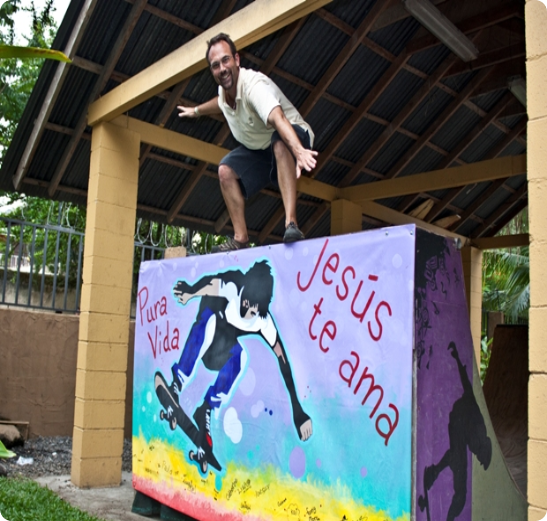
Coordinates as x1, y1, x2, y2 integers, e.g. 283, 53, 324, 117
241, 261, 274, 318
206, 33, 237, 64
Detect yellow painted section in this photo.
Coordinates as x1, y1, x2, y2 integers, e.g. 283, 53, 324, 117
71, 454, 123, 488
527, 0, 547, 516
460, 246, 482, 367
72, 121, 140, 487
133, 434, 408, 521
529, 375, 547, 441
331, 199, 362, 235
76, 340, 130, 372
73, 398, 125, 430
112, 116, 229, 165
73, 427, 125, 459
342, 155, 527, 203
358, 200, 467, 242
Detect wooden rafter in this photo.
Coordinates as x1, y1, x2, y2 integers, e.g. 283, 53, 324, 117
449, 118, 527, 232
470, 183, 527, 238
12, 0, 99, 190
487, 198, 527, 237
47, 0, 149, 197
472, 234, 529, 250
340, 155, 525, 203
357, 201, 467, 242
87, 0, 331, 125
297, 0, 398, 117
446, 42, 525, 77
337, 53, 460, 188
386, 66, 495, 180
423, 92, 515, 222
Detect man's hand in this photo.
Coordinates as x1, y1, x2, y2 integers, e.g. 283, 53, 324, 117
295, 148, 318, 179
177, 105, 197, 119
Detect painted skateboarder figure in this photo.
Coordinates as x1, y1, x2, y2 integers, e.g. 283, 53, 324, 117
419, 341, 492, 521
160, 260, 312, 467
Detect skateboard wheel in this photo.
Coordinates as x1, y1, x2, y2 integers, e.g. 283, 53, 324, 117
170, 417, 177, 430
189, 450, 195, 461
201, 460, 208, 474
160, 410, 165, 421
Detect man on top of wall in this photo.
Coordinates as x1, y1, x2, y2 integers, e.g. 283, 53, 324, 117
177, 33, 317, 252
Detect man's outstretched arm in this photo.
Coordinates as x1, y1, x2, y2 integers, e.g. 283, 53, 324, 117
177, 96, 221, 119
173, 276, 220, 305
271, 335, 312, 441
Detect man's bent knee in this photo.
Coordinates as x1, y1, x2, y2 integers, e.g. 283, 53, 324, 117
218, 164, 239, 184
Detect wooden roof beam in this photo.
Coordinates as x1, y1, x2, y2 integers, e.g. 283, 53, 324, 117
111, 116, 228, 163
340, 155, 526, 204
472, 234, 529, 250
337, 50, 462, 188
423, 92, 515, 222
358, 200, 467, 242
486, 198, 527, 237
385, 66, 495, 182
449, 119, 527, 232
446, 42, 525, 77
87, 0, 331, 125
470, 183, 527, 238
12, 0, 98, 190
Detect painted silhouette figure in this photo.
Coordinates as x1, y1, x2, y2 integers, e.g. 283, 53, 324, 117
419, 341, 492, 521
157, 260, 312, 468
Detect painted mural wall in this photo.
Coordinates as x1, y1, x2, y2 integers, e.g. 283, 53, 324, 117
414, 230, 526, 521
132, 225, 416, 521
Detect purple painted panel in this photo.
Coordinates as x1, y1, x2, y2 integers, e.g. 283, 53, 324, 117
415, 231, 492, 521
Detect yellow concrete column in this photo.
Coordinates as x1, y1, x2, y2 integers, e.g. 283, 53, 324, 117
330, 199, 362, 236
71, 121, 140, 487
460, 246, 483, 367
527, 1, 547, 518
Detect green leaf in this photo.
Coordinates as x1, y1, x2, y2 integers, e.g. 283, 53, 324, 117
0, 44, 70, 62
0, 439, 16, 458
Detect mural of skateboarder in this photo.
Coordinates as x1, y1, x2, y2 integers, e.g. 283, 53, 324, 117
155, 260, 313, 473
418, 341, 492, 521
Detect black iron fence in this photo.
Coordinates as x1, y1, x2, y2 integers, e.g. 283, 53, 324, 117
0, 217, 215, 317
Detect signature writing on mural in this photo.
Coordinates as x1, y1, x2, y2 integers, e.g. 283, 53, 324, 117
297, 238, 399, 446
138, 286, 180, 359
226, 478, 238, 501
255, 484, 270, 497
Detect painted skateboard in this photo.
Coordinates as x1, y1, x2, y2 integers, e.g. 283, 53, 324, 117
154, 371, 222, 473
417, 466, 431, 521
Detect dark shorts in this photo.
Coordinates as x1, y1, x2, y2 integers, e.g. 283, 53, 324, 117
219, 124, 311, 199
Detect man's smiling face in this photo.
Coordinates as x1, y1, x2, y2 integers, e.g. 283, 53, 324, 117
208, 40, 240, 94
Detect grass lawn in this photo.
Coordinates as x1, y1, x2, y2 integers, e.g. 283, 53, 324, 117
0, 477, 105, 521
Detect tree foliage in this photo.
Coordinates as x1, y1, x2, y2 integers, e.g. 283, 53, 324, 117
482, 208, 529, 323
0, 0, 66, 157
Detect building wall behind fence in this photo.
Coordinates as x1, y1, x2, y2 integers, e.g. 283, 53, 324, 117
0, 307, 135, 438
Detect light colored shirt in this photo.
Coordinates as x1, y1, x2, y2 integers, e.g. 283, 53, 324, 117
219, 280, 277, 347
218, 67, 314, 151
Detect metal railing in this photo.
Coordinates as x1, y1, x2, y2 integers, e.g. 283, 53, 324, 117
0, 217, 84, 312
0, 218, 220, 316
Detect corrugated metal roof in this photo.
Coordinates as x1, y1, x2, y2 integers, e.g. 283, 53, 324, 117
0, 0, 527, 244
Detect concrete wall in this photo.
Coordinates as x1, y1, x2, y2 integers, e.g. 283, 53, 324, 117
0, 307, 134, 438
526, 1, 547, 519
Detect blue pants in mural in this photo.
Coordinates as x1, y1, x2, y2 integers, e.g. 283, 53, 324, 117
171, 306, 243, 409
